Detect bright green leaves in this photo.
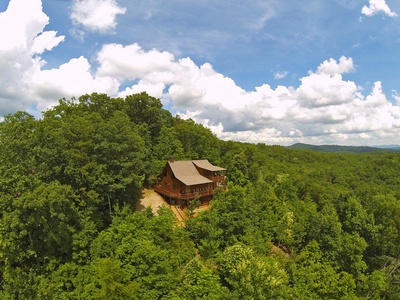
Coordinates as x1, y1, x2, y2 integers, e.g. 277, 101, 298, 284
124, 92, 172, 139
89, 207, 196, 299
289, 241, 358, 299
91, 110, 147, 205
218, 244, 290, 300
0, 112, 38, 199
1, 91, 400, 298
35, 95, 150, 226
368, 194, 400, 258
174, 117, 221, 162
0, 182, 81, 268
0, 181, 97, 298
86, 258, 139, 300
178, 257, 227, 300
149, 125, 185, 184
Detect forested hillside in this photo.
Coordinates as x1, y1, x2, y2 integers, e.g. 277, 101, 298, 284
1, 93, 400, 299
288, 143, 398, 153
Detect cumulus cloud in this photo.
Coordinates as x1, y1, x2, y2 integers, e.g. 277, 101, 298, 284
0, 0, 50, 52
0, 0, 122, 114
316, 56, 355, 75
31, 57, 119, 112
0, 0, 64, 115
1, 0, 400, 146
70, 0, 126, 33
297, 73, 358, 108
31, 31, 65, 54
129, 52, 398, 146
96, 43, 175, 80
362, 0, 397, 17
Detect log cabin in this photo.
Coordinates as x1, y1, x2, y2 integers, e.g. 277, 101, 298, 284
154, 157, 226, 207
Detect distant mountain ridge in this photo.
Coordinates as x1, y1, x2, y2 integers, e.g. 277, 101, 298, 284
375, 145, 400, 151
288, 143, 400, 153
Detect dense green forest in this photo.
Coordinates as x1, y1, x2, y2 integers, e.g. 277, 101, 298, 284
1, 92, 400, 299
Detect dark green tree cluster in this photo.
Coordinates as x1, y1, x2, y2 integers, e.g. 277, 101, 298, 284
187, 142, 400, 298
1, 92, 400, 299
0, 93, 223, 299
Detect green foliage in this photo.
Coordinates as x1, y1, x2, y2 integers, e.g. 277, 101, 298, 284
0, 182, 81, 267
88, 207, 196, 299
124, 92, 173, 139
289, 241, 358, 299
85, 258, 139, 300
2, 92, 400, 298
218, 244, 290, 299
187, 184, 272, 258
174, 117, 221, 162
178, 257, 227, 300
187, 195, 201, 219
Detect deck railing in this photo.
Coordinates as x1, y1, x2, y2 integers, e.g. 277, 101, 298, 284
154, 186, 213, 200
209, 175, 225, 182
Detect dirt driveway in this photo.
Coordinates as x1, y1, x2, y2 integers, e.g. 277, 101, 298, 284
136, 189, 188, 224
136, 189, 169, 215
136, 189, 211, 225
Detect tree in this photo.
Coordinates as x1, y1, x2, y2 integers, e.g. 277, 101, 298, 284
218, 244, 290, 300
178, 257, 227, 300
36, 104, 148, 226
124, 92, 173, 139
0, 182, 83, 269
85, 258, 139, 300
174, 117, 221, 162
89, 206, 197, 299
0, 112, 38, 200
148, 126, 185, 186
288, 240, 358, 299
187, 195, 201, 219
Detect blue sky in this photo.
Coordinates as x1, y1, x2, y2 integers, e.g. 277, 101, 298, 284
1, 0, 400, 146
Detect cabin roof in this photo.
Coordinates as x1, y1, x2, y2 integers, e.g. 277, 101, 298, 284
192, 160, 226, 172
168, 161, 213, 186
167, 159, 225, 186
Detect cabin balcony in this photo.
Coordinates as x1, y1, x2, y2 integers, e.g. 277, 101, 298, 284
209, 175, 225, 182
154, 185, 214, 201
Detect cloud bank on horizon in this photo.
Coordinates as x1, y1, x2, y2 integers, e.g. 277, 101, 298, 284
0, 0, 399, 146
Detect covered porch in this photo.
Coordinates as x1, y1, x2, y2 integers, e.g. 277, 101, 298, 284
154, 185, 214, 207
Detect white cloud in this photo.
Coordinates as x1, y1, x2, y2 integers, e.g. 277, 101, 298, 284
1, 0, 400, 146
96, 43, 175, 80
250, 6, 276, 30
31, 57, 119, 112
0, 0, 49, 52
31, 31, 65, 54
158, 54, 400, 146
274, 71, 288, 79
70, 0, 126, 33
362, 0, 397, 17
297, 73, 358, 107
0, 0, 119, 114
316, 56, 355, 75
119, 80, 166, 99
0, 0, 64, 115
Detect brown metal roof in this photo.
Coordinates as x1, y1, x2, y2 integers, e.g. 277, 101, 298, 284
168, 161, 213, 186
192, 160, 226, 171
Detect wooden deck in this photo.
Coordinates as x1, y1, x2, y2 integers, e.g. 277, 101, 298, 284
208, 175, 225, 183
154, 186, 214, 201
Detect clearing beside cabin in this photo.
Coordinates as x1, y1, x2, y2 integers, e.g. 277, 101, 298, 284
136, 189, 186, 224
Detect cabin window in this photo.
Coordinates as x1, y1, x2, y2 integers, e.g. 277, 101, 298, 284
172, 185, 176, 190
164, 182, 167, 188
